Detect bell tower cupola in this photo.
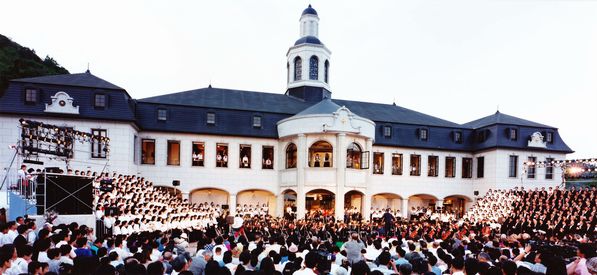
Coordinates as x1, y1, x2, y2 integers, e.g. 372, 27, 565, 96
286, 5, 332, 102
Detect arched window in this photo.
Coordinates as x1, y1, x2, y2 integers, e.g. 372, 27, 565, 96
324, 60, 330, 83
309, 55, 319, 80
309, 141, 333, 168
346, 142, 362, 169
294, 57, 302, 81
286, 143, 297, 169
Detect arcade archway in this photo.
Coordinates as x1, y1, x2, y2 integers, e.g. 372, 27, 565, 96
344, 190, 364, 221
190, 188, 229, 206
237, 189, 276, 216
372, 193, 402, 212
408, 194, 438, 218
306, 189, 335, 215
443, 195, 473, 218
154, 186, 183, 200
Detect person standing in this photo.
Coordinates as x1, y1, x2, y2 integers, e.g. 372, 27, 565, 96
382, 208, 395, 236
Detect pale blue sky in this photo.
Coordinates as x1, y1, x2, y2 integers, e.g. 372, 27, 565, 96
1, 1, 596, 158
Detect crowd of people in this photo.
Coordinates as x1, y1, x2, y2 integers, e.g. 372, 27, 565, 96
1, 167, 595, 275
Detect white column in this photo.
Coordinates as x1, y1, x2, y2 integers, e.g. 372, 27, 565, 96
182, 192, 190, 202
229, 194, 237, 215
435, 199, 444, 210
335, 133, 346, 221
362, 194, 371, 221
276, 193, 284, 217
401, 198, 409, 219
296, 134, 307, 219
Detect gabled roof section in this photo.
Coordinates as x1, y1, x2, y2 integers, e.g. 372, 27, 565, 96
139, 86, 313, 114
296, 98, 341, 116
12, 71, 125, 90
462, 111, 554, 129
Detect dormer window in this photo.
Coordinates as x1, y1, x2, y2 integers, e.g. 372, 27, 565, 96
477, 129, 488, 143
207, 112, 216, 125
383, 126, 392, 138
24, 89, 38, 104
157, 109, 167, 121
546, 132, 553, 143
94, 94, 106, 108
509, 128, 517, 140
453, 131, 463, 144
253, 115, 262, 128
419, 129, 428, 141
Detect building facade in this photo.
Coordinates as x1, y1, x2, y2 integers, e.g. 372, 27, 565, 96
0, 5, 573, 220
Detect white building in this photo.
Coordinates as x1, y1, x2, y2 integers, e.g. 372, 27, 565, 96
0, 5, 572, 220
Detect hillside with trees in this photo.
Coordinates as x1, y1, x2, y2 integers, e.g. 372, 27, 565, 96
0, 34, 69, 95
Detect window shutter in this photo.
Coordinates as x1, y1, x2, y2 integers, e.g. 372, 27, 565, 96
361, 151, 370, 169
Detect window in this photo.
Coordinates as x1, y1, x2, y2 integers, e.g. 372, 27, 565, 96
192, 142, 205, 167
141, 139, 155, 164
453, 131, 463, 143
373, 152, 384, 174
346, 143, 362, 169
91, 129, 107, 158
477, 130, 488, 143
24, 89, 38, 104
309, 55, 319, 80
167, 140, 180, 166
527, 156, 536, 179
286, 143, 297, 169
419, 129, 428, 141
94, 94, 106, 108
383, 126, 392, 138
324, 60, 330, 83
477, 157, 484, 178
392, 154, 403, 175
240, 145, 251, 168
509, 155, 518, 178
253, 116, 262, 128
445, 157, 456, 178
216, 143, 228, 167
207, 112, 216, 125
309, 141, 333, 168
157, 109, 167, 121
133, 135, 138, 164
287, 62, 290, 83
546, 132, 553, 143
462, 158, 473, 178
545, 157, 554, 179
410, 154, 421, 176
509, 128, 518, 140
428, 156, 438, 177
294, 56, 302, 81
262, 146, 274, 169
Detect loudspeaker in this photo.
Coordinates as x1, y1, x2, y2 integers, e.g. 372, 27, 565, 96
172, 180, 180, 186
474, 191, 479, 196
222, 204, 229, 210
37, 174, 93, 215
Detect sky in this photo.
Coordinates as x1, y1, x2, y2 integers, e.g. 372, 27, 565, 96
1, 1, 596, 159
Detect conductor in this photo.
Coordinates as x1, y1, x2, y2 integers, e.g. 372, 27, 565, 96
382, 208, 395, 236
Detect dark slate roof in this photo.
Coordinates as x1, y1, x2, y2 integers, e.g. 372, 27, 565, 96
139, 87, 313, 114
333, 99, 461, 128
140, 86, 460, 127
295, 36, 323, 46
462, 111, 554, 129
296, 98, 341, 116
302, 4, 318, 16
12, 71, 125, 90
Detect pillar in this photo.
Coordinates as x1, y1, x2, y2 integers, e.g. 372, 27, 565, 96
182, 192, 190, 202
229, 194, 237, 215
362, 194, 371, 221
276, 193, 284, 217
296, 134, 307, 219
335, 133, 346, 220
401, 198, 409, 218
435, 199, 444, 210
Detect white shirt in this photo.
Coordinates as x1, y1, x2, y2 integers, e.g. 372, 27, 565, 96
293, 268, 317, 275
6, 258, 28, 275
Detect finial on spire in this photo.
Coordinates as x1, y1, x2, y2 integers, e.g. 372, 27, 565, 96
85, 62, 90, 74
392, 97, 396, 106
496, 104, 500, 114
